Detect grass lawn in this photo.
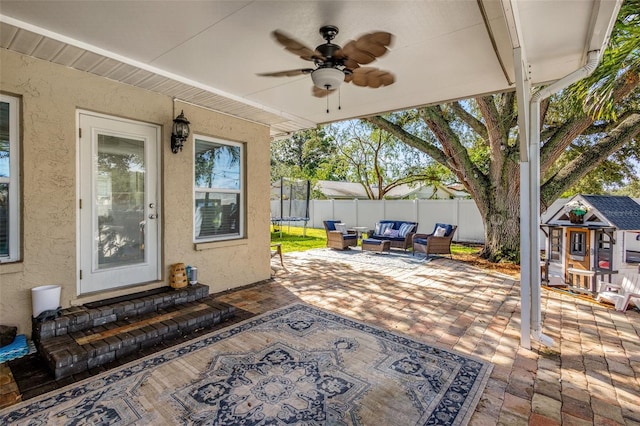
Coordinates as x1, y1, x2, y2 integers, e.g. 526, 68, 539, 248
271, 226, 520, 277
270, 226, 327, 253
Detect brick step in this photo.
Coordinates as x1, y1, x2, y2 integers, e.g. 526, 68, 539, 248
33, 284, 210, 341
36, 298, 235, 379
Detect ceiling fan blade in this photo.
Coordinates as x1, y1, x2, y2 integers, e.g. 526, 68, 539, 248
257, 69, 314, 77
312, 85, 337, 98
340, 41, 375, 65
350, 67, 395, 88
338, 55, 360, 70
272, 30, 324, 61
340, 31, 393, 65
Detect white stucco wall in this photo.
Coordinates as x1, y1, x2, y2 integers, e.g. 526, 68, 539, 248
0, 50, 271, 336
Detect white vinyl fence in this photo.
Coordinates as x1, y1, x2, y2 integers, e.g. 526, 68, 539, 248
271, 198, 640, 246
272, 199, 486, 243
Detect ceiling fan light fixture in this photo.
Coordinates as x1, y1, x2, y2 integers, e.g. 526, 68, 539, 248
311, 67, 344, 90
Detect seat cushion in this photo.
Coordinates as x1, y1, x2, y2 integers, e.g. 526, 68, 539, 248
363, 238, 383, 245
371, 235, 406, 242
414, 238, 428, 245
343, 234, 357, 241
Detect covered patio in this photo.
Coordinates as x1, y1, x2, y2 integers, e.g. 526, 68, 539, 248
1, 1, 635, 422
0, 0, 623, 350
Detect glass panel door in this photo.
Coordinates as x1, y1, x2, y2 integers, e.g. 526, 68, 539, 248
79, 113, 160, 294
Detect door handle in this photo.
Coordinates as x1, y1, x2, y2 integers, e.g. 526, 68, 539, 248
148, 214, 158, 219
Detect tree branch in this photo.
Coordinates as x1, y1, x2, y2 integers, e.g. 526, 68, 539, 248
541, 112, 640, 202
541, 70, 640, 171
449, 101, 488, 140
498, 92, 517, 138
366, 115, 448, 163
476, 96, 508, 183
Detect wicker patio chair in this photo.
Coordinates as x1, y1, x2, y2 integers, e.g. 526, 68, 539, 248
323, 220, 358, 250
412, 224, 457, 258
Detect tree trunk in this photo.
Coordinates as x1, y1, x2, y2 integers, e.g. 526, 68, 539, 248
481, 199, 521, 262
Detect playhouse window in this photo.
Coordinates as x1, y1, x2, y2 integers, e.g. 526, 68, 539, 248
626, 231, 640, 264
569, 231, 587, 256
549, 228, 562, 262
595, 230, 612, 270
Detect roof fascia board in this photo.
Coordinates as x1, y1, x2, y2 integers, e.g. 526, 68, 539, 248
477, 0, 514, 85
500, 0, 523, 49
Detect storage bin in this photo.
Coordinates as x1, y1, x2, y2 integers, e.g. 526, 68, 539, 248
31, 285, 61, 318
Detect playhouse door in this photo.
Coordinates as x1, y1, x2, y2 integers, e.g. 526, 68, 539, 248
565, 228, 591, 288
78, 113, 161, 294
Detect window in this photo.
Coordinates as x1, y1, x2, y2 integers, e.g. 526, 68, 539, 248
0, 95, 20, 263
596, 230, 612, 270
194, 136, 243, 242
569, 230, 587, 256
549, 228, 562, 262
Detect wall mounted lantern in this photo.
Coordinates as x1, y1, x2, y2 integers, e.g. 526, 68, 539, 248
171, 110, 190, 153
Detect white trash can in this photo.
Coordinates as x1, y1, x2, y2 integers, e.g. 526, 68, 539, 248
31, 285, 61, 318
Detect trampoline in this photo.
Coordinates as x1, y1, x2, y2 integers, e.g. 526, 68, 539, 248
270, 177, 311, 237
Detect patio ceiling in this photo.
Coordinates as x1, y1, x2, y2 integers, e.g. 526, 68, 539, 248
0, 1, 620, 138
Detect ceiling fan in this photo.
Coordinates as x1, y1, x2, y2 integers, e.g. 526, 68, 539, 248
258, 25, 395, 99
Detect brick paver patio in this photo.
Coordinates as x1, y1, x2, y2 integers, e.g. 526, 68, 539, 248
215, 252, 640, 425
2, 251, 638, 424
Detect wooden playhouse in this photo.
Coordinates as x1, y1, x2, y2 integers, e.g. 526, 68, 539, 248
541, 195, 640, 295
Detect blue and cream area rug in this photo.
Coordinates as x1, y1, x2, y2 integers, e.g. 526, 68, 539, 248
1, 303, 492, 425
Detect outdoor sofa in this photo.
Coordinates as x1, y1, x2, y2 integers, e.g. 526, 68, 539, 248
368, 220, 418, 251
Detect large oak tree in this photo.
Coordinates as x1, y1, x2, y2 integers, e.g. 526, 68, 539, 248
367, 1, 640, 262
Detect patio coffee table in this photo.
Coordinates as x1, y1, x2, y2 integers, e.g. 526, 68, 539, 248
351, 226, 370, 243
362, 239, 391, 254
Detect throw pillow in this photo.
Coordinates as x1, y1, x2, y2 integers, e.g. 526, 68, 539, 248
434, 226, 447, 237
383, 228, 400, 238
375, 222, 393, 236
398, 222, 414, 237
433, 223, 453, 236
334, 223, 348, 234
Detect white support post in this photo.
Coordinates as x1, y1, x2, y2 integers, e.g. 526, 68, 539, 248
515, 46, 532, 349
528, 101, 542, 340
519, 163, 532, 349
523, 50, 601, 349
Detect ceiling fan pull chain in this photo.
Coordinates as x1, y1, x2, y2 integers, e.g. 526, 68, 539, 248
338, 87, 342, 111
326, 85, 330, 113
